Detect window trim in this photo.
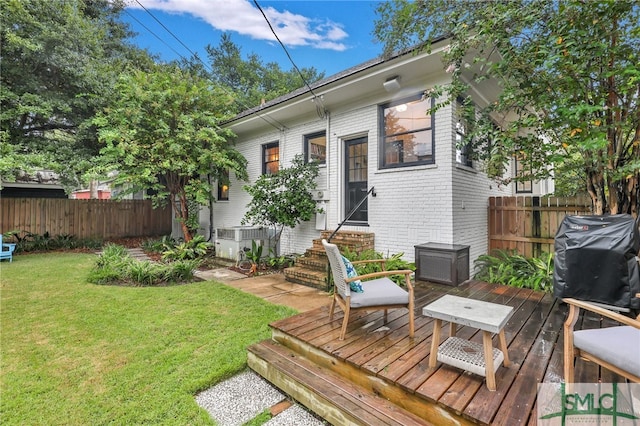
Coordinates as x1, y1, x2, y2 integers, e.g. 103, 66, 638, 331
379, 94, 435, 170
262, 141, 279, 175
304, 131, 327, 164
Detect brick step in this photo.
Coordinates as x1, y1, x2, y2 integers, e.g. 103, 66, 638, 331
248, 339, 432, 426
283, 267, 328, 291
294, 255, 328, 272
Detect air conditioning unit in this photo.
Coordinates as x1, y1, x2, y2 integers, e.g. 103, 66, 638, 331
215, 226, 271, 260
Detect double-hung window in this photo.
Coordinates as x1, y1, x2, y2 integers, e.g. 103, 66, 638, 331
217, 170, 229, 201
380, 95, 434, 168
455, 99, 473, 168
262, 142, 279, 175
514, 154, 533, 193
304, 132, 326, 164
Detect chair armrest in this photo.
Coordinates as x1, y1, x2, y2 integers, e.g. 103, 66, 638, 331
563, 298, 640, 329
2, 243, 16, 252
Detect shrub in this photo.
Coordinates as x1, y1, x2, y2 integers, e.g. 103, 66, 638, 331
162, 235, 211, 261
142, 235, 176, 253
3, 230, 102, 252
341, 247, 415, 287
473, 249, 554, 293
89, 244, 199, 286
166, 259, 200, 282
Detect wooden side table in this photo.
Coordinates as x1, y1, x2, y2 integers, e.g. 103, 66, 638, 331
422, 295, 514, 391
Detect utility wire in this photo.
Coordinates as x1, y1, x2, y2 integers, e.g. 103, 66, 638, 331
130, 0, 288, 130
134, 0, 200, 59
124, 9, 184, 60
252, 0, 327, 119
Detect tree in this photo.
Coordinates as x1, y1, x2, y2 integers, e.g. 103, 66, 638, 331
374, 0, 640, 215
94, 66, 248, 241
0, 0, 153, 189
242, 155, 321, 252
206, 34, 326, 112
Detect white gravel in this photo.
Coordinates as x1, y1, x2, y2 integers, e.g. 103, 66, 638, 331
195, 370, 326, 426
265, 403, 326, 426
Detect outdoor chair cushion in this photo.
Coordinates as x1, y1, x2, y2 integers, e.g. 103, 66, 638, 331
350, 277, 408, 308
341, 255, 363, 292
573, 326, 640, 378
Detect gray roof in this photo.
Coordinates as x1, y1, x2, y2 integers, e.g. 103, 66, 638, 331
225, 40, 443, 124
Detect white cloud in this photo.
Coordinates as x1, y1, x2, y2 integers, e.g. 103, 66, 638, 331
128, 0, 349, 50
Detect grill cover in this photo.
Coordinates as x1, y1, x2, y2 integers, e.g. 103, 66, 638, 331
553, 214, 640, 311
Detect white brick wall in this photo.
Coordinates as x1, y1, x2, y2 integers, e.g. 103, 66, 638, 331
208, 80, 510, 266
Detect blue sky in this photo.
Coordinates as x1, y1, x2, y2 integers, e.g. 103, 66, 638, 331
122, 0, 386, 78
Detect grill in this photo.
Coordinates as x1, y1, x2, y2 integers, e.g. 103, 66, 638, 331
553, 214, 640, 312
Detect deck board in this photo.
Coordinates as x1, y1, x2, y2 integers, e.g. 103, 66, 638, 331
262, 280, 634, 425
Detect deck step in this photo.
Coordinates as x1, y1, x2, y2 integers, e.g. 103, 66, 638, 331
248, 339, 433, 426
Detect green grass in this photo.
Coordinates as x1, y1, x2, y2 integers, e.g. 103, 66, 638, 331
0, 253, 297, 425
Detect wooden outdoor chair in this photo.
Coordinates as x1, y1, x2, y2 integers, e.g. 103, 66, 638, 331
0, 235, 16, 263
563, 297, 640, 383
322, 239, 415, 340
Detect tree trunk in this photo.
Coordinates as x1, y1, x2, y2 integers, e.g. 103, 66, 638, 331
170, 193, 192, 242
586, 168, 606, 215
89, 179, 99, 199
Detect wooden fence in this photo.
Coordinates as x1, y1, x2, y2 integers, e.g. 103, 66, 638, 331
488, 196, 593, 256
0, 198, 172, 240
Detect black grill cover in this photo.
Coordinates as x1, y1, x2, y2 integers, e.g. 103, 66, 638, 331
554, 214, 640, 311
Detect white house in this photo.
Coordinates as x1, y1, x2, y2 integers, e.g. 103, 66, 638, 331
202, 38, 552, 278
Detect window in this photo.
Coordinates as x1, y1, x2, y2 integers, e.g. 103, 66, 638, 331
514, 154, 533, 193
262, 142, 279, 175
217, 170, 229, 201
455, 99, 473, 167
304, 132, 326, 164
380, 95, 434, 168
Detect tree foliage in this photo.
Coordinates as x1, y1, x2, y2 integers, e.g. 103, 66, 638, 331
242, 155, 321, 251
375, 0, 640, 215
206, 34, 326, 112
0, 0, 153, 188
94, 66, 248, 241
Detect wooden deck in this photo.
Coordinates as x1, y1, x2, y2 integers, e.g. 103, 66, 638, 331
248, 280, 629, 425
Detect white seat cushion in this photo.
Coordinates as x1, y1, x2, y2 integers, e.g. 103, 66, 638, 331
574, 326, 640, 378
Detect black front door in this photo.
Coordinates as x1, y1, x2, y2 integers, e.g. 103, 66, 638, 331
345, 137, 368, 224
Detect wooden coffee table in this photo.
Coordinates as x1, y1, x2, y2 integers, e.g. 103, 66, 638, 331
422, 295, 514, 391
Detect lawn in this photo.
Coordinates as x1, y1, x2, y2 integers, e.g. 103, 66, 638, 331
0, 253, 297, 425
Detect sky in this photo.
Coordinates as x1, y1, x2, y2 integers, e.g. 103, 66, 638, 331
122, 0, 387, 78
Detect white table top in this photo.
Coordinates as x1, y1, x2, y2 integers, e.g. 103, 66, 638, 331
422, 295, 514, 333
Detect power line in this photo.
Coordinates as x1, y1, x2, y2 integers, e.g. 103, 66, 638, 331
134, 0, 200, 59
123, 9, 184, 59
252, 0, 327, 119
129, 1, 288, 130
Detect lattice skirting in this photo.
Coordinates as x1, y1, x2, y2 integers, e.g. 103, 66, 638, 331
436, 336, 504, 377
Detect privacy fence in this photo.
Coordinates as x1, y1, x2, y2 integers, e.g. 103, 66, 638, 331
488, 196, 593, 257
0, 198, 172, 240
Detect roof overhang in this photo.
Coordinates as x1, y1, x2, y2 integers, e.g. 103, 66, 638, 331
225, 39, 458, 136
